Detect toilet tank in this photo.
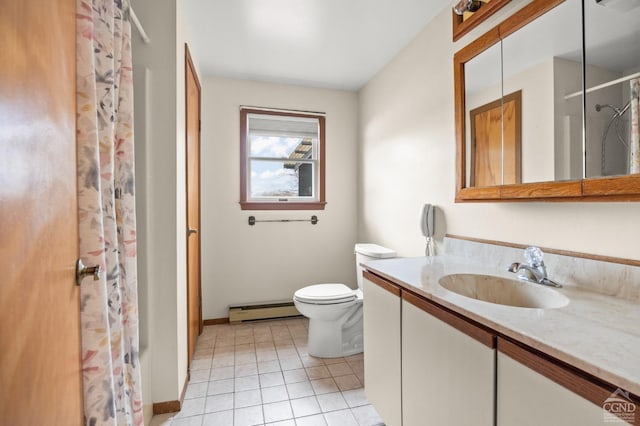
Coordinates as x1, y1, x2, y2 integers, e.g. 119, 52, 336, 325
355, 243, 397, 290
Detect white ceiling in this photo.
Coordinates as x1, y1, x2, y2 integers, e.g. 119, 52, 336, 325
181, 0, 451, 91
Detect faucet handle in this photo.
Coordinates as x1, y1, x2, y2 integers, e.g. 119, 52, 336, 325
507, 262, 520, 273
524, 246, 544, 267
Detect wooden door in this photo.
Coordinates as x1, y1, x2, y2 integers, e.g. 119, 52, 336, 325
470, 90, 522, 186
185, 45, 202, 366
0, 0, 84, 424
502, 92, 521, 185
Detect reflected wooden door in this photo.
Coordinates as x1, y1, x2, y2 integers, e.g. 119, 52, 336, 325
185, 45, 202, 367
470, 91, 522, 186
0, 0, 84, 424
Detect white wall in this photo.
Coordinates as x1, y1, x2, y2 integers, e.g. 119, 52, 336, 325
201, 77, 359, 319
132, 0, 188, 409
358, 3, 640, 261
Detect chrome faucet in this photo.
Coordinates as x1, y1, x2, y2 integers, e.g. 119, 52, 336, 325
507, 247, 562, 288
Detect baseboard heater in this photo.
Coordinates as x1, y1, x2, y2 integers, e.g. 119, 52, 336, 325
228, 300, 301, 323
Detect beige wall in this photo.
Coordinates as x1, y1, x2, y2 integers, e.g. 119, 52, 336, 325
200, 77, 359, 319
132, 0, 189, 410
358, 3, 640, 261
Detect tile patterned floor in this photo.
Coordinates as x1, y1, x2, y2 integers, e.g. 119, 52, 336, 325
150, 318, 384, 426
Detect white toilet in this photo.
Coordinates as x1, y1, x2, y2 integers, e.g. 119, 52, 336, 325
293, 243, 396, 358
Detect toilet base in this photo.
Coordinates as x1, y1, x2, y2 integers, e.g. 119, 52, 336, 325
307, 313, 363, 358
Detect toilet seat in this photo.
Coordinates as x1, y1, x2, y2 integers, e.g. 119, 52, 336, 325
294, 283, 356, 305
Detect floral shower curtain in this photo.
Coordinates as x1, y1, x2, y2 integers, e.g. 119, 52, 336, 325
631, 78, 640, 174
76, 0, 143, 424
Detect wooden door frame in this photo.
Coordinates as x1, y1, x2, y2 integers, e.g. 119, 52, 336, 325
185, 43, 202, 368
469, 90, 522, 186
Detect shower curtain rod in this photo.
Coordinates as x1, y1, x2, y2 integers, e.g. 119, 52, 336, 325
565, 71, 640, 100
126, 1, 150, 44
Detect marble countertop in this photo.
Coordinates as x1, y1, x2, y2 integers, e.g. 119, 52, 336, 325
363, 255, 640, 396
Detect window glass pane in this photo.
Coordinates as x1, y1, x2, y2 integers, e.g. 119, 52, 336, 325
250, 160, 315, 198
250, 136, 309, 158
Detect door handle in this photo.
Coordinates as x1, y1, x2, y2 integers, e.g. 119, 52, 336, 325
188, 227, 198, 236
76, 259, 103, 286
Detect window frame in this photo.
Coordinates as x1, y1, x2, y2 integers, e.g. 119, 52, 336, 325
240, 108, 326, 210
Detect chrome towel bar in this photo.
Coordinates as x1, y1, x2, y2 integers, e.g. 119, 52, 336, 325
248, 215, 318, 226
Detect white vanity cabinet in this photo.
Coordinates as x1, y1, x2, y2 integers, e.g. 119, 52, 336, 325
496, 338, 627, 426
363, 271, 402, 426
402, 292, 495, 426
362, 270, 636, 426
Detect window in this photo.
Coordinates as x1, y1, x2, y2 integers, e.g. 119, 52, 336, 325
240, 108, 326, 210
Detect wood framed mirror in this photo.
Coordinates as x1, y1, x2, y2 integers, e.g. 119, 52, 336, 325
454, 0, 640, 202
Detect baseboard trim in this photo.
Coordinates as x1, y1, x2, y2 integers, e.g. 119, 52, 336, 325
229, 301, 300, 323
203, 317, 229, 325
152, 400, 180, 415
152, 373, 190, 415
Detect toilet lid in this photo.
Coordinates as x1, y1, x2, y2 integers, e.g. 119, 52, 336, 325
294, 283, 356, 305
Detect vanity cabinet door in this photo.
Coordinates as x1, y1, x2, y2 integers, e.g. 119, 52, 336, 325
497, 338, 625, 426
402, 292, 495, 426
362, 271, 402, 426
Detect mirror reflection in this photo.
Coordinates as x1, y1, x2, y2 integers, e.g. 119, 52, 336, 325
584, 0, 640, 178
465, 42, 503, 187
464, 0, 584, 187
502, 0, 582, 183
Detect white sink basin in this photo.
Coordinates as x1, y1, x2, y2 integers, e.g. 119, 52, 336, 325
438, 273, 569, 309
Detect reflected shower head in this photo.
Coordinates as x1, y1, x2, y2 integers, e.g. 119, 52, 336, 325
595, 103, 623, 115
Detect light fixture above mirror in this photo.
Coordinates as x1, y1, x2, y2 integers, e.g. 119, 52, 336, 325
451, 0, 512, 41
453, 0, 483, 15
